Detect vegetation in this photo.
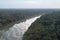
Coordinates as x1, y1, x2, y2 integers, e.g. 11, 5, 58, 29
23, 11, 60, 40
0, 9, 45, 30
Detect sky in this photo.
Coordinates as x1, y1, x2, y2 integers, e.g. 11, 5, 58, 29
0, 0, 60, 9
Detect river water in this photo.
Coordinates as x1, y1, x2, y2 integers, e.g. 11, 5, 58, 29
0, 15, 41, 40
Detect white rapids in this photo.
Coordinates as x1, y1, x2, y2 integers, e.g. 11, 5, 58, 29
0, 15, 41, 40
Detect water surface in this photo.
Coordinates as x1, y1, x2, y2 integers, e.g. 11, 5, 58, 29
0, 15, 41, 40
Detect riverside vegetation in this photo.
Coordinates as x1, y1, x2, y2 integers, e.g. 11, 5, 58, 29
23, 11, 60, 40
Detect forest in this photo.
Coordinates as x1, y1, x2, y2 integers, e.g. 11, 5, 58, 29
23, 11, 60, 40
0, 9, 46, 30
0, 9, 59, 30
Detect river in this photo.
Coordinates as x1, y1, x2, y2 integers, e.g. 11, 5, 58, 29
0, 15, 41, 40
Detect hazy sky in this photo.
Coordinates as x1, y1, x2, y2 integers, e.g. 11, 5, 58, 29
0, 0, 60, 9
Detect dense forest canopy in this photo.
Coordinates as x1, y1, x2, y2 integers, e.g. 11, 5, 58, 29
0, 9, 60, 30
23, 11, 60, 40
